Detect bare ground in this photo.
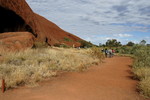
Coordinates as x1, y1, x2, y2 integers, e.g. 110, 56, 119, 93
0, 56, 149, 100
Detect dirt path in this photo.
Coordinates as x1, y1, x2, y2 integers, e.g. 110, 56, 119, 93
0, 56, 148, 100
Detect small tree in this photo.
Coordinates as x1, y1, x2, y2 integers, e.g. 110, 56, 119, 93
140, 40, 146, 45
126, 41, 135, 46
106, 39, 122, 47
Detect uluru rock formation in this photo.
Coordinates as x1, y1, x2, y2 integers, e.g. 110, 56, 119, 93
0, 32, 35, 50
0, 0, 83, 50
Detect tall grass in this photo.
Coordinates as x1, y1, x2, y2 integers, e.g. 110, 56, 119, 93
119, 45, 150, 98
0, 47, 104, 89
132, 46, 150, 98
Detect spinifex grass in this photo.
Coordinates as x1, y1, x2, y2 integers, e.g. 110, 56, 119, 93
0, 47, 103, 89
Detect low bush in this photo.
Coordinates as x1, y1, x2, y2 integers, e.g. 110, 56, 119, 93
131, 45, 150, 98
78, 40, 94, 48
133, 67, 150, 80
119, 45, 150, 98
88, 47, 105, 62
63, 37, 73, 42
138, 77, 150, 98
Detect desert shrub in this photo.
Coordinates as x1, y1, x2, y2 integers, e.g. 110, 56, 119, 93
63, 37, 73, 42
32, 42, 49, 48
88, 47, 105, 62
53, 43, 61, 47
138, 77, 150, 98
133, 67, 150, 80
133, 46, 150, 68
119, 45, 150, 98
116, 44, 150, 97
78, 40, 93, 48
0, 47, 100, 89
118, 46, 137, 54
131, 45, 150, 98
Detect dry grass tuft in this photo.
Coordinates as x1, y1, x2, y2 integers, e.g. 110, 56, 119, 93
132, 67, 150, 98
138, 77, 150, 98
0, 47, 103, 89
133, 67, 150, 80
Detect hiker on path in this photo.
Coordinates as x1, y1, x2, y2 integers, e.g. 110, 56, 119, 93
108, 49, 113, 58
105, 48, 108, 58
112, 49, 115, 57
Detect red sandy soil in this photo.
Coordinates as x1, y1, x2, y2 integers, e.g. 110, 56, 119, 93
0, 56, 148, 100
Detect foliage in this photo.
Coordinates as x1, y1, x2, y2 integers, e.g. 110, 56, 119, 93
118, 46, 132, 54
88, 47, 105, 62
133, 46, 150, 68
78, 40, 94, 48
147, 44, 150, 46
126, 41, 135, 46
106, 39, 122, 47
63, 37, 73, 42
139, 77, 150, 98
118, 44, 144, 55
119, 45, 150, 98
54, 43, 70, 48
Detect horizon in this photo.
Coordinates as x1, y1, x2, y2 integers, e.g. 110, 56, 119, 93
26, 0, 150, 45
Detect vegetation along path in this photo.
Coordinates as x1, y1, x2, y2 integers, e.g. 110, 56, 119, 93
0, 56, 148, 100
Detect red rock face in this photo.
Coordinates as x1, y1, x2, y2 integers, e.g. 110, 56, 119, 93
0, 0, 83, 50
0, 32, 35, 51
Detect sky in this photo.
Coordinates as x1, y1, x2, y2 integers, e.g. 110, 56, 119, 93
26, 0, 150, 45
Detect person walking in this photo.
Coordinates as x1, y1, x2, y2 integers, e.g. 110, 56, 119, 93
108, 49, 112, 58
112, 49, 115, 57
105, 48, 108, 58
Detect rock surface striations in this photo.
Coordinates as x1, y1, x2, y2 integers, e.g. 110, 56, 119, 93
0, 0, 82, 50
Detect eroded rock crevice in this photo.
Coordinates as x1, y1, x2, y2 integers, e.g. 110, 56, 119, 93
0, 6, 33, 34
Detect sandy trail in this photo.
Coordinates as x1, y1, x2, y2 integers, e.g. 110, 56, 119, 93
0, 56, 148, 100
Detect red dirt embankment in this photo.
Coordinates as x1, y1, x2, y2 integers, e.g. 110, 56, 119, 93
0, 57, 148, 100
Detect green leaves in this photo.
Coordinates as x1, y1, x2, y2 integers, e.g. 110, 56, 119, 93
106, 39, 122, 47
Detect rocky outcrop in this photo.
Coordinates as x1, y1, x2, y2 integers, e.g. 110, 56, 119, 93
0, 0, 83, 50
0, 32, 35, 51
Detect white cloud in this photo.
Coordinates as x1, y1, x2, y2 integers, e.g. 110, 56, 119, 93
26, 0, 150, 44
113, 34, 133, 37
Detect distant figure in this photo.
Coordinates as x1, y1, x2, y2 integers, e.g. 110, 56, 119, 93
104, 48, 108, 58
78, 47, 81, 50
73, 44, 75, 48
101, 49, 104, 53
108, 49, 113, 58
112, 49, 115, 57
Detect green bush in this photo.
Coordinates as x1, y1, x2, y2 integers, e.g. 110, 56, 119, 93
119, 45, 150, 98
133, 46, 150, 68
78, 40, 94, 48
63, 37, 73, 42
131, 45, 150, 98
118, 45, 138, 54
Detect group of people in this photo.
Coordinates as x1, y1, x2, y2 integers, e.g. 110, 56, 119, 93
102, 48, 115, 58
